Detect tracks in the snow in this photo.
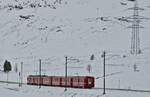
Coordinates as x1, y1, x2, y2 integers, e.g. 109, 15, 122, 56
0, 80, 150, 93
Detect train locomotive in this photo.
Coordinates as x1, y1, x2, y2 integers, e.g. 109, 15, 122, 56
27, 75, 95, 89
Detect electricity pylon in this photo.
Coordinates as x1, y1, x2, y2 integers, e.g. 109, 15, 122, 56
127, 0, 147, 55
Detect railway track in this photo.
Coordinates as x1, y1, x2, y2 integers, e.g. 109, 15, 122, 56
0, 80, 150, 93
93, 87, 150, 93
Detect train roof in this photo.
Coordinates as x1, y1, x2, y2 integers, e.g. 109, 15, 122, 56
28, 75, 94, 78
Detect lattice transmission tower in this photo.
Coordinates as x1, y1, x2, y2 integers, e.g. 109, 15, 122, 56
127, 0, 147, 55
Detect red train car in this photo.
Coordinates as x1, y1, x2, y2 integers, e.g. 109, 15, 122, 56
42, 76, 52, 86
27, 75, 47, 85
27, 75, 95, 89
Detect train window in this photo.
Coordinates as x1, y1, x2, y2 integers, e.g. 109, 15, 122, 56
79, 79, 83, 82
54, 78, 58, 81
73, 78, 78, 82
88, 78, 93, 85
75, 79, 78, 82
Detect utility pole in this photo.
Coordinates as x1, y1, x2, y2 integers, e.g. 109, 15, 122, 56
64, 56, 68, 91
131, 0, 141, 55
21, 62, 23, 87
127, 0, 148, 55
102, 51, 106, 95
39, 59, 42, 88
19, 62, 23, 87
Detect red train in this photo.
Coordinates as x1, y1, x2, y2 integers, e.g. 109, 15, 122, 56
27, 75, 95, 89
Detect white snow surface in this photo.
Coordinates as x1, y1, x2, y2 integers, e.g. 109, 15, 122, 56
0, 0, 150, 97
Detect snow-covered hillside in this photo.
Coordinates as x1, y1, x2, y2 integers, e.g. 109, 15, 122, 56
0, 0, 150, 97
0, 0, 149, 57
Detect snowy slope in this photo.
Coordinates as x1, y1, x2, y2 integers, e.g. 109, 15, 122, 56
0, 0, 138, 57
0, 0, 150, 97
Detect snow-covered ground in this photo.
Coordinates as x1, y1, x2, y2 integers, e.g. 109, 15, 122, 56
0, 0, 150, 97
1, 83, 150, 97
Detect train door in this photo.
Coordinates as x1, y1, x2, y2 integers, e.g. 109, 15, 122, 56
87, 77, 94, 88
